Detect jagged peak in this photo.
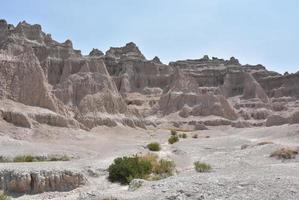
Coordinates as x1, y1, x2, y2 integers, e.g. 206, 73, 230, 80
89, 48, 104, 57
106, 42, 145, 60
63, 39, 73, 48
16, 20, 42, 31
227, 57, 240, 65
152, 56, 162, 64
125, 42, 137, 48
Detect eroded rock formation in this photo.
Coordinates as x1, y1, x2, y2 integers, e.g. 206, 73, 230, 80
0, 170, 85, 194
0, 20, 144, 129
1, 19, 299, 131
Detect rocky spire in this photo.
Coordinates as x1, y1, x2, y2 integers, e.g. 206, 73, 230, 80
89, 48, 104, 57
152, 56, 162, 64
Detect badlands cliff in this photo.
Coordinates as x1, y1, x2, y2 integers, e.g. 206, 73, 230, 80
0, 19, 299, 199
1, 19, 299, 132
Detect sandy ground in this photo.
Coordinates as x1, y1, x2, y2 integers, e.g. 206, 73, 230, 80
0, 120, 299, 200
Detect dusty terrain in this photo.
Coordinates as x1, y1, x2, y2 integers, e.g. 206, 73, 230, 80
0, 19, 299, 199
1, 121, 299, 200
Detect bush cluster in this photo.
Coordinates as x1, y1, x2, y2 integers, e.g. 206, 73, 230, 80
108, 154, 175, 184
108, 156, 152, 184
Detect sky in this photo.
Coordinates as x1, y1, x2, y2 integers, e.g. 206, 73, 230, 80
1, 0, 298, 73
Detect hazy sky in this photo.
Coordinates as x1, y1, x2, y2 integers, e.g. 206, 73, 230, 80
1, 0, 298, 73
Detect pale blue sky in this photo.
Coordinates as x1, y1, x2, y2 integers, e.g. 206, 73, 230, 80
1, 0, 298, 73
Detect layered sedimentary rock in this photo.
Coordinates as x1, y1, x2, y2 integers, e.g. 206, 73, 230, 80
103, 43, 299, 128
0, 170, 85, 194
1, 19, 299, 130
0, 20, 144, 129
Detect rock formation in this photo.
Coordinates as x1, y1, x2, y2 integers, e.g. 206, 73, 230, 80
0, 169, 85, 194
1, 19, 299, 131
0, 19, 144, 129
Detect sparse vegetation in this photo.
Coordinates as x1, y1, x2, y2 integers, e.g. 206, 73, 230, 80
179, 133, 187, 138
108, 155, 152, 184
168, 135, 179, 144
108, 154, 175, 184
270, 148, 298, 160
194, 161, 212, 173
141, 154, 175, 180
170, 129, 177, 136
0, 154, 70, 163
0, 193, 10, 200
153, 159, 175, 178
13, 155, 35, 162
192, 134, 198, 139
48, 155, 71, 161
147, 142, 161, 151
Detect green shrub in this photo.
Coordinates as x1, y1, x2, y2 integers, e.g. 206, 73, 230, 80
13, 155, 34, 162
147, 142, 161, 151
108, 156, 152, 184
168, 135, 179, 144
108, 154, 176, 184
179, 133, 187, 138
192, 134, 198, 139
0, 193, 10, 200
170, 130, 177, 136
194, 161, 211, 173
49, 155, 70, 161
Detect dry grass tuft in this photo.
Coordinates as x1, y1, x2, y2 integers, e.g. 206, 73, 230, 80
194, 161, 212, 173
140, 154, 175, 180
270, 148, 298, 160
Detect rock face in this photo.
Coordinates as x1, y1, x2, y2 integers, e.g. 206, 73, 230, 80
1, 19, 299, 131
0, 19, 144, 129
103, 43, 299, 128
0, 170, 85, 194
